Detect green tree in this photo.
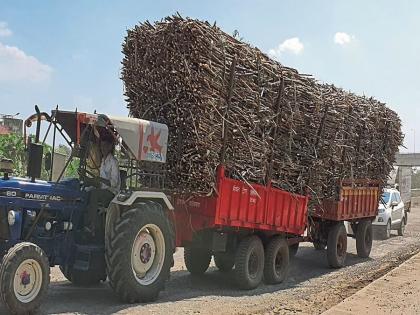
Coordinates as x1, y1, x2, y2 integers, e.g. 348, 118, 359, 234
56, 144, 80, 178
0, 134, 79, 180
0, 134, 27, 176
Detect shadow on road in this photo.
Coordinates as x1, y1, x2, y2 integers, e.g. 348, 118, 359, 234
20, 244, 372, 315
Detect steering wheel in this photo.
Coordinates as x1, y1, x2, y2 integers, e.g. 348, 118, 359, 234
78, 168, 98, 187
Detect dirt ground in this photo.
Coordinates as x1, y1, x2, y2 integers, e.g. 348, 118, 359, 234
323, 252, 420, 315
1, 209, 420, 315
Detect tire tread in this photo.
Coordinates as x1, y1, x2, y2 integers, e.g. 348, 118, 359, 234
0, 242, 50, 315
105, 201, 174, 303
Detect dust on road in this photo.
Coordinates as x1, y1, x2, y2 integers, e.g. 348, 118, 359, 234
2, 209, 419, 315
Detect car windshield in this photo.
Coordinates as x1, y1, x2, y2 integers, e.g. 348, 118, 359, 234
381, 192, 391, 204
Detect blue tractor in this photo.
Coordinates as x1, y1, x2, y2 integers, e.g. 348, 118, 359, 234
0, 106, 175, 314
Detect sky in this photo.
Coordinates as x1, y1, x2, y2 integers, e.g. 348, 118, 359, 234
0, 0, 419, 152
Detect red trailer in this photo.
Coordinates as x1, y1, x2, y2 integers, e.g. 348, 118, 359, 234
307, 179, 381, 268
166, 57, 380, 287
172, 169, 381, 288
173, 165, 309, 289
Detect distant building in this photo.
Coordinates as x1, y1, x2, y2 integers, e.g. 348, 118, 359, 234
0, 115, 23, 135
0, 125, 9, 135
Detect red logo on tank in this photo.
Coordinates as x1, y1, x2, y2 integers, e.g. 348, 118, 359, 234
143, 126, 162, 154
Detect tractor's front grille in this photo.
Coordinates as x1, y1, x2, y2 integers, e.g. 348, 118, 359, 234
0, 206, 9, 239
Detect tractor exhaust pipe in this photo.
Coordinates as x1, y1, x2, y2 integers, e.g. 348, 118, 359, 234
27, 105, 43, 182
34, 105, 41, 143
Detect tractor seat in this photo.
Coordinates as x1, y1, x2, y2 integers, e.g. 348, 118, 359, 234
95, 171, 127, 215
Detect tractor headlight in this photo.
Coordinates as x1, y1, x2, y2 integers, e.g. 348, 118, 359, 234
45, 221, 52, 231
7, 210, 16, 226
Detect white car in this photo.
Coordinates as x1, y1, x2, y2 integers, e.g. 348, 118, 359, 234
373, 188, 406, 239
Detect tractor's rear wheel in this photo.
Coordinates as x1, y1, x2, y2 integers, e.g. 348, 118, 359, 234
0, 242, 50, 315
105, 201, 174, 303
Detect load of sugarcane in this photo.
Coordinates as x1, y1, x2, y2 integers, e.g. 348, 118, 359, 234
121, 15, 403, 201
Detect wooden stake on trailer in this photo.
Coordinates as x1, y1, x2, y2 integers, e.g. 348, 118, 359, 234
220, 56, 237, 165
266, 75, 284, 186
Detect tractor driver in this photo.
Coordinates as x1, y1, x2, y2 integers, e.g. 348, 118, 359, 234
84, 136, 121, 235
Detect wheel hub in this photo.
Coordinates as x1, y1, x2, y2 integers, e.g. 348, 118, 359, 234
13, 259, 43, 303
20, 270, 31, 286
132, 232, 156, 276
131, 224, 165, 286
140, 243, 152, 264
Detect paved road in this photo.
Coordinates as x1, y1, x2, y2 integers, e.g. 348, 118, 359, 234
1, 208, 420, 315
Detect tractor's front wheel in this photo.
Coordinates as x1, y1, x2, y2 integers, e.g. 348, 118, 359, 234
106, 201, 174, 303
0, 242, 50, 315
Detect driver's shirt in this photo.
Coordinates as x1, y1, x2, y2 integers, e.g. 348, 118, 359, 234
100, 153, 121, 194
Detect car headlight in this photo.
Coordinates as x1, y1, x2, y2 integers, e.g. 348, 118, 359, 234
378, 208, 385, 213
8, 210, 16, 226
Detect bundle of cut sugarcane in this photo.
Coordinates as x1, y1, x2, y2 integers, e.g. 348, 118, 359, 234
121, 15, 403, 200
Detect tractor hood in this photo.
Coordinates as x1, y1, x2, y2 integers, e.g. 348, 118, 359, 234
0, 177, 82, 205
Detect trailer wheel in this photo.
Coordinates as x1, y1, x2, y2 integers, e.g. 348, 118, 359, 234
355, 220, 373, 258
214, 253, 235, 272
264, 237, 289, 284
106, 201, 174, 303
234, 235, 264, 290
289, 243, 299, 258
0, 242, 50, 315
327, 223, 347, 268
184, 247, 212, 275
